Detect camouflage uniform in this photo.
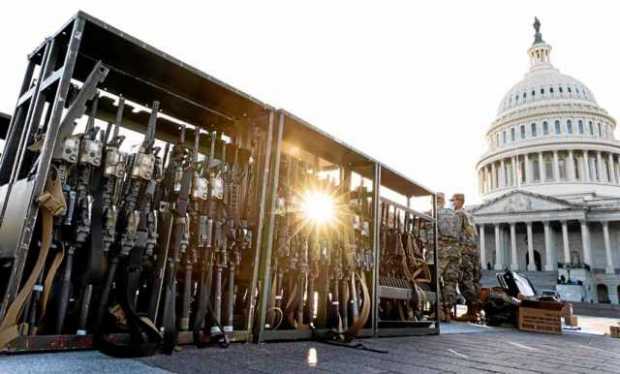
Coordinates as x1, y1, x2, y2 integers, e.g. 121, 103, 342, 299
455, 208, 480, 308
436, 207, 461, 311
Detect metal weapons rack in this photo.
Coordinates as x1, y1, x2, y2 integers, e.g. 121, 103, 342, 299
374, 165, 439, 337
0, 11, 276, 352
0, 11, 438, 353
253, 110, 378, 342
0, 113, 10, 140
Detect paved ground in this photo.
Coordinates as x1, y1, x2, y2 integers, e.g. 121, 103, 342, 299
2, 324, 620, 374
575, 315, 620, 335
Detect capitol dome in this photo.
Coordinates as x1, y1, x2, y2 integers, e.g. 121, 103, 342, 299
477, 19, 620, 201
497, 68, 597, 116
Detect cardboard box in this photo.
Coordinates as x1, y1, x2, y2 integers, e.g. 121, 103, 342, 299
518, 306, 562, 334
561, 303, 573, 318
565, 315, 578, 327
611, 325, 620, 338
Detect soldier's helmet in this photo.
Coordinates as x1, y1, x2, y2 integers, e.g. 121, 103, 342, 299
450, 193, 465, 201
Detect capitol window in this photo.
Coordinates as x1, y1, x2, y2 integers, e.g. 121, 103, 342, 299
520, 125, 526, 139
578, 120, 584, 134
568, 87, 572, 93
559, 86, 563, 93
511, 127, 515, 141
550, 87, 554, 94
555, 120, 561, 134
567, 120, 573, 134
589, 121, 594, 135
531, 123, 537, 137
597, 123, 602, 137
502, 130, 507, 144
543, 121, 549, 135
541, 88, 545, 95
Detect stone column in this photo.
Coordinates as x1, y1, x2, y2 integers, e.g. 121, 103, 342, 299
580, 221, 592, 266
567, 150, 576, 181
526, 222, 535, 271
513, 156, 520, 187
561, 221, 570, 264
487, 166, 492, 191
602, 221, 614, 274
597, 151, 606, 182
583, 151, 590, 182
500, 159, 505, 188
608, 153, 616, 184
479, 225, 486, 268
543, 221, 554, 271
494, 224, 502, 270
525, 154, 531, 184
510, 223, 518, 270
553, 151, 560, 181
538, 152, 545, 182
483, 167, 489, 192
615, 155, 620, 184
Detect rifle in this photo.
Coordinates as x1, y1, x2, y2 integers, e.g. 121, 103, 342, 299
95, 101, 161, 357
146, 142, 172, 323
55, 93, 103, 334
192, 131, 223, 345
224, 145, 243, 335
179, 129, 202, 331
102, 96, 127, 253
212, 140, 228, 335
22, 139, 83, 336
161, 124, 192, 353
266, 155, 289, 329
80, 98, 128, 337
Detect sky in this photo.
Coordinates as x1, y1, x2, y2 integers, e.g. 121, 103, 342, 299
2, 1, 620, 205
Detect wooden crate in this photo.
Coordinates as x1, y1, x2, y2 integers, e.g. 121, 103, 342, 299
565, 315, 578, 327
518, 306, 562, 334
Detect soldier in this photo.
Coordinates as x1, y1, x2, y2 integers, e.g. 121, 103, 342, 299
435, 192, 461, 321
451, 193, 481, 322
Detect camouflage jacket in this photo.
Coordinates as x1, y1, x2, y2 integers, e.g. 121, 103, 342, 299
455, 208, 477, 247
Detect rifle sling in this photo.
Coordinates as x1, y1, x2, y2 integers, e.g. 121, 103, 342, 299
96, 245, 162, 357
40, 243, 65, 322
0, 174, 66, 349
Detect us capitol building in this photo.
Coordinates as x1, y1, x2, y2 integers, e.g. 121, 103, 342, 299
472, 19, 620, 304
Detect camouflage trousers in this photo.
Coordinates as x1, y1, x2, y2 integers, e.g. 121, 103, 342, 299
459, 245, 481, 308
438, 240, 461, 310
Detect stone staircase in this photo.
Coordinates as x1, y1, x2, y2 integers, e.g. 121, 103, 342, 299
480, 270, 558, 293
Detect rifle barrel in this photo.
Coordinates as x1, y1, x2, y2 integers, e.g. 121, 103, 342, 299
85, 93, 99, 133
112, 96, 125, 142
144, 101, 160, 151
